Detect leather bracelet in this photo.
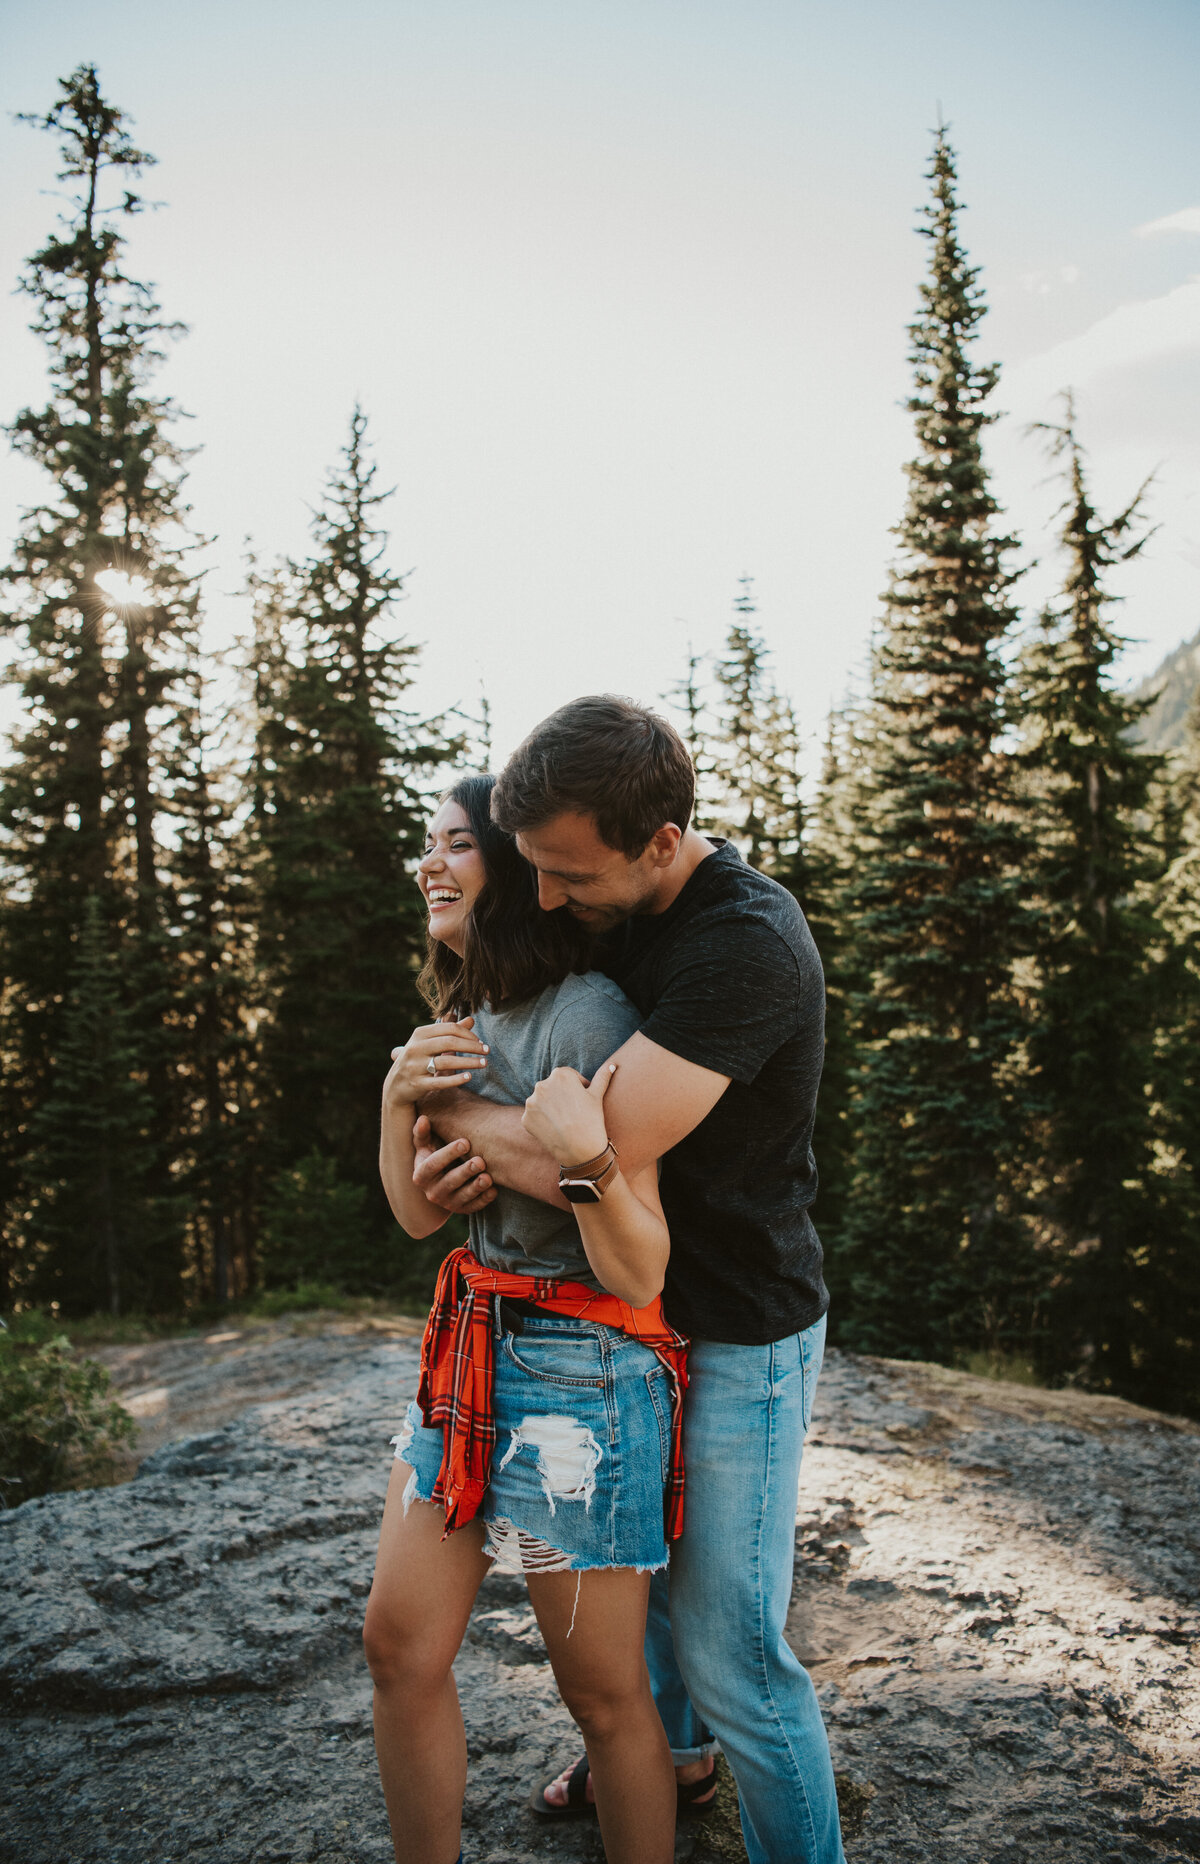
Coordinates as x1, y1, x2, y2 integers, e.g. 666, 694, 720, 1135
559, 1145, 621, 1203
586, 1151, 621, 1195
559, 1139, 618, 1180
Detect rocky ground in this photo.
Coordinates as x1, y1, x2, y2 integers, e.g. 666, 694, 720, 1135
2, 1317, 1199, 1864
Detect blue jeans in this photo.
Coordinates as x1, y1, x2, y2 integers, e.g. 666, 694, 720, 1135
646, 1316, 845, 1864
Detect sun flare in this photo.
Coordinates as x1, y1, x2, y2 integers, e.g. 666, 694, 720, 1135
94, 568, 154, 609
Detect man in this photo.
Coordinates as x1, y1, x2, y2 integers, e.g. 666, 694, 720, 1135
413, 695, 844, 1864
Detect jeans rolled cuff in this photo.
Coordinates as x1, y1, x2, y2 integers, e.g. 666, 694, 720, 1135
669, 1739, 721, 1766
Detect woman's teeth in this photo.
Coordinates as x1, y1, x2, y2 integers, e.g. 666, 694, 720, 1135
427, 888, 462, 904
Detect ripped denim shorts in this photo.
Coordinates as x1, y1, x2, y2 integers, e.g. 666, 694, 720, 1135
393, 1302, 675, 1574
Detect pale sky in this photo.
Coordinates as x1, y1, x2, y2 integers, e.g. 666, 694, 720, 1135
2, 0, 1198, 767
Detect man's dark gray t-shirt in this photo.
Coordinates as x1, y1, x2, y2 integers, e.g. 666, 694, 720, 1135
598, 840, 829, 1345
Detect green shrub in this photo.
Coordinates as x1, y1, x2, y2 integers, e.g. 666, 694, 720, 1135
245, 1280, 349, 1317
3, 1308, 63, 1346
0, 1326, 135, 1507
958, 1349, 1039, 1387
64, 1311, 181, 1346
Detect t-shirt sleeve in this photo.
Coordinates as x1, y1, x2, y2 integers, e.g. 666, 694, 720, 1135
545, 981, 644, 1081
639, 916, 812, 1085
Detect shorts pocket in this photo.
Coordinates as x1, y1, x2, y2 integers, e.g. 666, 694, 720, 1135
644, 1367, 673, 1484
501, 1331, 606, 1389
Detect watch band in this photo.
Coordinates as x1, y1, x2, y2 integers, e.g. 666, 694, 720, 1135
558, 1140, 619, 1200
560, 1141, 618, 1179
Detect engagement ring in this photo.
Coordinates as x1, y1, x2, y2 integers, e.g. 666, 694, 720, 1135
426, 1057, 438, 1077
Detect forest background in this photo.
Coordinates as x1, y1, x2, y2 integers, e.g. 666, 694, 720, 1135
2, 8, 1200, 1440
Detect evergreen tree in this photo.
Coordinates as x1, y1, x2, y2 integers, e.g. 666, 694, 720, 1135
450, 686, 494, 772
837, 128, 1030, 1364
257, 1150, 370, 1294
23, 895, 173, 1314
249, 409, 453, 1289
166, 669, 261, 1304
0, 989, 26, 1308
804, 706, 872, 1276
707, 580, 810, 899
0, 66, 200, 1306
755, 688, 809, 901
666, 645, 718, 835
1014, 404, 1170, 1400
709, 581, 772, 863
1150, 691, 1200, 1412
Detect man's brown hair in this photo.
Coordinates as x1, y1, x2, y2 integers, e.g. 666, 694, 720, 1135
491, 695, 695, 857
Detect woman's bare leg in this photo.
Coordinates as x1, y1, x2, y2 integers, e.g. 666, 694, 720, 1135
527, 1567, 675, 1864
363, 1462, 492, 1864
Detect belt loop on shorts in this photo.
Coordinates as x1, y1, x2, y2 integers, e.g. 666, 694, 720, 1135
496, 1294, 525, 1336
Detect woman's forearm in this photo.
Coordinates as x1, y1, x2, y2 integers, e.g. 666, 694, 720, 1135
379, 1019, 490, 1237
380, 1095, 450, 1239
573, 1168, 669, 1310
518, 1066, 669, 1306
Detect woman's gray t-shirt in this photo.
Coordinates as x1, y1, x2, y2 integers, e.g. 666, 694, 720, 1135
464, 972, 641, 1286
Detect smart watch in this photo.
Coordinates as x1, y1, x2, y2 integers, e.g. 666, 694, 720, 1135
558, 1141, 620, 1204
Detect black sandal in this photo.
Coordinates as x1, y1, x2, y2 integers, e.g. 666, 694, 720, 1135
528, 1753, 718, 1822
529, 1752, 595, 1821
677, 1762, 719, 1819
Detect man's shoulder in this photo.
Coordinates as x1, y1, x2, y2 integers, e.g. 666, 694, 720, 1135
703, 843, 803, 910
676, 850, 815, 965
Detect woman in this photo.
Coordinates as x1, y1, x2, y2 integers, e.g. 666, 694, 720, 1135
364, 774, 687, 1864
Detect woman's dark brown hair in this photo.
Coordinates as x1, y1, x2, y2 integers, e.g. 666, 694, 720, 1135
417, 773, 594, 1017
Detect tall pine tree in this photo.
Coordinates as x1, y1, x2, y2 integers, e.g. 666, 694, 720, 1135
1018, 404, 1186, 1406
667, 645, 717, 835
1, 66, 200, 1309
22, 895, 172, 1314
248, 409, 454, 1289
708, 581, 810, 900
166, 666, 261, 1305
837, 128, 1030, 1364
1150, 690, 1200, 1411
805, 705, 874, 1281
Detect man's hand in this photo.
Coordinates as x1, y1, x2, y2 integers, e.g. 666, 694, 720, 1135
412, 1114, 498, 1215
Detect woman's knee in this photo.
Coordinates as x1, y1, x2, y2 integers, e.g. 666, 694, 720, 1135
555, 1673, 649, 1742
362, 1598, 453, 1694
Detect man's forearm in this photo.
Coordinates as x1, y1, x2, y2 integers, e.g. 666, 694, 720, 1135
420, 1088, 567, 1207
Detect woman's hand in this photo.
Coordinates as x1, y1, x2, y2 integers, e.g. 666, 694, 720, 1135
521, 1063, 616, 1168
383, 1018, 489, 1110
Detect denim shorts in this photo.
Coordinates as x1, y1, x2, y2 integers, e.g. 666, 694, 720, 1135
393, 1304, 675, 1574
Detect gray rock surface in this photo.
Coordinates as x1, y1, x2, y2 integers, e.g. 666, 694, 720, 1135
2, 1320, 1198, 1862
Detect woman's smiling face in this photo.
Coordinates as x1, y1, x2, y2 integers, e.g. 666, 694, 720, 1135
418, 799, 487, 954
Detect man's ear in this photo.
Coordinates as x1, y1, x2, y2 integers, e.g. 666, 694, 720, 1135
647, 823, 683, 868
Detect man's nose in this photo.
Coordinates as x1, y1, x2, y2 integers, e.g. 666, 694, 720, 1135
536, 871, 567, 912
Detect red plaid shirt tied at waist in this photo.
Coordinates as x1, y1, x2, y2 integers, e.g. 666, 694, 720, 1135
416, 1246, 690, 1541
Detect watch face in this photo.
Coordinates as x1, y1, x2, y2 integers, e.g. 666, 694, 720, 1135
561, 1179, 604, 1204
